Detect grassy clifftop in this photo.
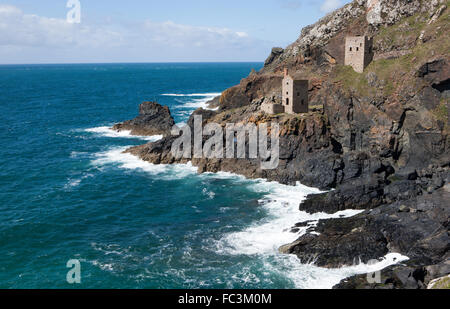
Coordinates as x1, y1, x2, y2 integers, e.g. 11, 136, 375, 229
333, 3, 449, 98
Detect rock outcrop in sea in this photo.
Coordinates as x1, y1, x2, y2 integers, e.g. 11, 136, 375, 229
117, 0, 449, 289
112, 101, 175, 136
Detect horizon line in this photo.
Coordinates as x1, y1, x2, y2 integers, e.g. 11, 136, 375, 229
0, 61, 265, 66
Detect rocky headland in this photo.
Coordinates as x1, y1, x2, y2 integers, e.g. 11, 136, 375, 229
114, 0, 449, 289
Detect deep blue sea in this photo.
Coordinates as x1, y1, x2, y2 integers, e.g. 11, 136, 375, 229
0, 63, 400, 289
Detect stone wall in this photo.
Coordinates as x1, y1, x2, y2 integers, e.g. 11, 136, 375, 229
292, 80, 309, 114
282, 76, 309, 114
261, 102, 285, 114
282, 75, 294, 113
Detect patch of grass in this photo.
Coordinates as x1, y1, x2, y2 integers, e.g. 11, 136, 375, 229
334, 5, 450, 98
387, 174, 402, 183
433, 102, 449, 121
374, 0, 450, 50
309, 104, 324, 110
375, 13, 427, 49
430, 276, 450, 289
333, 65, 371, 96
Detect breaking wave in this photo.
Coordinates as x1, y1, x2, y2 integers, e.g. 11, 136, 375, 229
163, 92, 221, 111
85, 126, 163, 141
91, 146, 198, 179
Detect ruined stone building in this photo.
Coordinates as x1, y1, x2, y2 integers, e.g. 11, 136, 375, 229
344, 36, 374, 73
282, 69, 309, 114
261, 68, 309, 115
260, 100, 285, 115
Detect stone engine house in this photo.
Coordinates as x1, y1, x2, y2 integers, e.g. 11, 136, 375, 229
260, 69, 309, 115
344, 36, 374, 73
282, 69, 309, 114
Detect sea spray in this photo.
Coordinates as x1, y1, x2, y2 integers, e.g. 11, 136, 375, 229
163, 93, 221, 111
85, 126, 163, 141
91, 146, 198, 178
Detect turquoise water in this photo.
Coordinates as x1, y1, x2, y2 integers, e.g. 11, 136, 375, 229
0, 63, 381, 289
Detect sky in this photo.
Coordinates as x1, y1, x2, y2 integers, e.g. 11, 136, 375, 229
0, 0, 351, 64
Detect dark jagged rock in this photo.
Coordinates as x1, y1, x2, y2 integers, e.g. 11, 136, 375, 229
333, 264, 428, 289
218, 74, 283, 111
417, 58, 450, 88
300, 175, 386, 214
334, 259, 450, 289
205, 95, 221, 109
286, 186, 449, 271
281, 214, 390, 268
264, 47, 284, 66
127, 108, 339, 187
113, 101, 175, 136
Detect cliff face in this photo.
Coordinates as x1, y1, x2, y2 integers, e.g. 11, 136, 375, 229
122, 0, 449, 289
205, 0, 450, 191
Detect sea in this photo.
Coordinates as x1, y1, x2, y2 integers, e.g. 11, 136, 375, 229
0, 63, 407, 288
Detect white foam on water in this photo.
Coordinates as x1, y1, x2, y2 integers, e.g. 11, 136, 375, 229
64, 173, 94, 189
85, 126, 163, 142
203, 170, 248, 181
211, 178, 409, 288
164, 92, 221, 111
91, 146, 197, 179
215, 180, 350, 255
202, 188, 216, 200
265, 252, 409, 289
70, 151, 89, 159
175, 122, 187, 128
91, 260, 115, 272
177, 97, 219, 110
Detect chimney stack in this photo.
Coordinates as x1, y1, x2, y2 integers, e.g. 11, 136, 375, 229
284, 68, 288, 77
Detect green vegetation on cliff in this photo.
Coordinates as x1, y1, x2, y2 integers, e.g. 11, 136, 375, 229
333, 4, 449, 97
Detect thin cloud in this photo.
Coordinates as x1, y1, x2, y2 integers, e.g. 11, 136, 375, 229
320, 0, 343, 13
141, 20, 250, 49
0, 4, 123, 48
0, 4, 271, 63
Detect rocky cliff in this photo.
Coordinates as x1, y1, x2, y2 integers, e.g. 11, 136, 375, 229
121, 0, 449, 289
